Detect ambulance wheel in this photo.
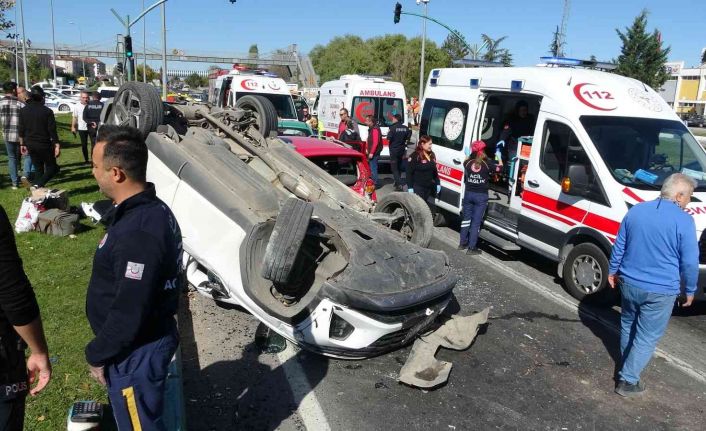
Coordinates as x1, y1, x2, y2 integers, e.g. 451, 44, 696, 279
108, 82, 164, 138
235, 95, 278, 138
261, 198, 314, 284
562, 243, 614, 303
374, 192, 433, 248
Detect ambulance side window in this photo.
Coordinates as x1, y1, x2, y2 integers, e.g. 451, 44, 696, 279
419, 98, 468, 151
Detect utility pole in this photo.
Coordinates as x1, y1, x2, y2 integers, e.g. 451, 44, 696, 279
18, 0, 28, 86
161, 2, 167, 100
143, 0, 147, 83
558, 0, 571, 57
13, 7, 19, 83
418, 0, 429, 101
49, 0, 57, 83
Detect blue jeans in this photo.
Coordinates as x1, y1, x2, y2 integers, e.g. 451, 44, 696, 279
369, 155, 379, 186
618, 279, 676, 384
4, 142, 33, 186
459, 191, 489, 249
105, 327, 179, 431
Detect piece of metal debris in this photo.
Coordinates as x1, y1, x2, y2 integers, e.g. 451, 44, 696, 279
398, 308, 490, 389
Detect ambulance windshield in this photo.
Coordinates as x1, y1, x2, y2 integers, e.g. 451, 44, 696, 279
581, 116, 706, 191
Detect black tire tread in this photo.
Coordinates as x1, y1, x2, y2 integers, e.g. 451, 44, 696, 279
261, 198, 313, 284
562, 242, 614, 304
111, 82, 163, 138
235, 95, 278, 137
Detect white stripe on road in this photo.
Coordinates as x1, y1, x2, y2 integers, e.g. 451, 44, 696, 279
433, 227, 706, 384
277, 345, 332, 431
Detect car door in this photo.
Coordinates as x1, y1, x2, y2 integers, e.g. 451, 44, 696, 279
518, 113, 598, 257
419, 97, 471, 214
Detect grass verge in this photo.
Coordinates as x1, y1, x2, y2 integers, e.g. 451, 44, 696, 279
0, 114, 108, 430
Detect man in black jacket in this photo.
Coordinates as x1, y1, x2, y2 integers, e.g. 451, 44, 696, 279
0, 204, 52, 430
83, 91, 103, 156
18, 87, 60, 189
86, 125, 182, 430
387, 113, 411, 191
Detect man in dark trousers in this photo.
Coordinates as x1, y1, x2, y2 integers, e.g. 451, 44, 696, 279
18, 87, 60, 189
83, 91, 104, 157
387, 113, 411, 191
365, 115, 384, 188
608, 173, 698, 397
86, 125, 183, 430
0, 204, 52, 430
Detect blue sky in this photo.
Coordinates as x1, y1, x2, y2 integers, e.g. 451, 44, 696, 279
13, 0, 706, 70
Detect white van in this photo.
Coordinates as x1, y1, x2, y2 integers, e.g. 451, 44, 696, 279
421, 65, 706, 301
318, 75, 407, 159
208, 68, 298, 120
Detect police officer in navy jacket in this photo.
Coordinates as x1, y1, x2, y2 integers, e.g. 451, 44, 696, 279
86, 125, 182, 430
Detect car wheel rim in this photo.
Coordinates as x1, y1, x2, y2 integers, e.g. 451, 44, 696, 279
59, 104, 70, 112
111, 89, 142, 129
384, 204, 414, 241
571, 254, 602, 294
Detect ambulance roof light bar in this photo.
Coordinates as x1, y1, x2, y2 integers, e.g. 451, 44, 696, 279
539, 56, 617, 71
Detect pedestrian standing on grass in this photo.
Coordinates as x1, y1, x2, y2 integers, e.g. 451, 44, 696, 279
0, 82, 30, 189
387, 113, 412, 191
608, 173, 698, 397
86, 125, 183, 430
365, 115, 383, 187
72, 91, 91, 165
406, 135, 440, 215
459, 140, 502, 255
0, 203, 52, 430
83, 91, 104, 157
18, 87, 60, 189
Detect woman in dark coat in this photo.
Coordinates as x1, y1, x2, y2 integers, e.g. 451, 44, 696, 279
406, 135, 440, 214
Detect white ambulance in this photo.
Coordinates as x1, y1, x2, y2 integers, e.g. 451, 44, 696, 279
318, 75, 408, 159
421, 64, 706, 301
208, 67, 298, 120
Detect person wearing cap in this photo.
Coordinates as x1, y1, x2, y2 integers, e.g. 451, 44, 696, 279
459, 140, 502, 255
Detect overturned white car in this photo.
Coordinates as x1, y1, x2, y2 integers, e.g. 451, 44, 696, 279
104, 82, 457, 358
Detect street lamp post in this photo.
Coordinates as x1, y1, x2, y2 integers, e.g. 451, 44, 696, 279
143, 0, 147, 83
13, 7, 19, 83
18, 0, 28, 86
69, 22, 87, 80
417, 0, 429, 101
49, 0, 57, 83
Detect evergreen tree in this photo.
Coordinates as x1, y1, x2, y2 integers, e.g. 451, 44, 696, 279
549, 26, 563, 57
441, 33, 469, 61
499, 50, 513, 67
614, 10, 670, 89
701, 48, 706, 65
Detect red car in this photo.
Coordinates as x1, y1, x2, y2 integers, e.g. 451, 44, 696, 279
279, 136, 377, 201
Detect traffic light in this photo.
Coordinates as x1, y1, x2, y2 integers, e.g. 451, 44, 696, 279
124, 35, 133, 58
394, 2, 402, 24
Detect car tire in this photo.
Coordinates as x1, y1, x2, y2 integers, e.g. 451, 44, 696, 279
374, 192, 433, 247
58, 104, 71, 112
261, 198, 313, 284
108, 82, 164, 138
562, 242, 615, 304
235, 95, 278, 138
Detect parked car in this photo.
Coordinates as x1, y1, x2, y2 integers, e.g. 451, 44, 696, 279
44, 93, 77, 113
277, 119, 314, 137
686, 115, 705, 128
280, 136, 376, 201
102, 82, 449, 358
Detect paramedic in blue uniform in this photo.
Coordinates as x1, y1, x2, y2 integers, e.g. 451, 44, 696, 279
85, 125, 183, 430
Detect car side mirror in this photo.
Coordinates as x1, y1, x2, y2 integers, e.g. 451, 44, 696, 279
561, 163, 591, 196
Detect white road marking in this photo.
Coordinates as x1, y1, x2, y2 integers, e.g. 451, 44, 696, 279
433, 227, 706, 384
277, 345, 332, 431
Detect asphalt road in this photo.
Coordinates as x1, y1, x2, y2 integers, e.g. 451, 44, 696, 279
180, 174, 706, 430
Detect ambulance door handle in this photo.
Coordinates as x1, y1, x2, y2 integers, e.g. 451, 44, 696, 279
527, 180, 539, 188
452, 159, 462, 165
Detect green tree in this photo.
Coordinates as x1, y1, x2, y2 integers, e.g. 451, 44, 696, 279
499, 50, 513, 67
549, 26, 563, 57
701, 49, 706, 65
481, 34, 508, 63
26, 55, 50, 83
184, 73, 206, 88
614, 10, 670, 89
247, 44, 259, 68
136, 64, 159, 82
441, 33, 469, 62
0, 0, 14, 31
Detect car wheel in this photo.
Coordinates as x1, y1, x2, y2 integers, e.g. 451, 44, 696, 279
58, 104, 71, 112
374, 192, 433, 247
107, 82, 163, 138
562, 242, 615, 304
261, 198, 314, 284
235, 95, 278, 138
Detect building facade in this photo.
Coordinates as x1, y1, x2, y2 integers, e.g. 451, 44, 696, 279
661, 61, 706, 116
